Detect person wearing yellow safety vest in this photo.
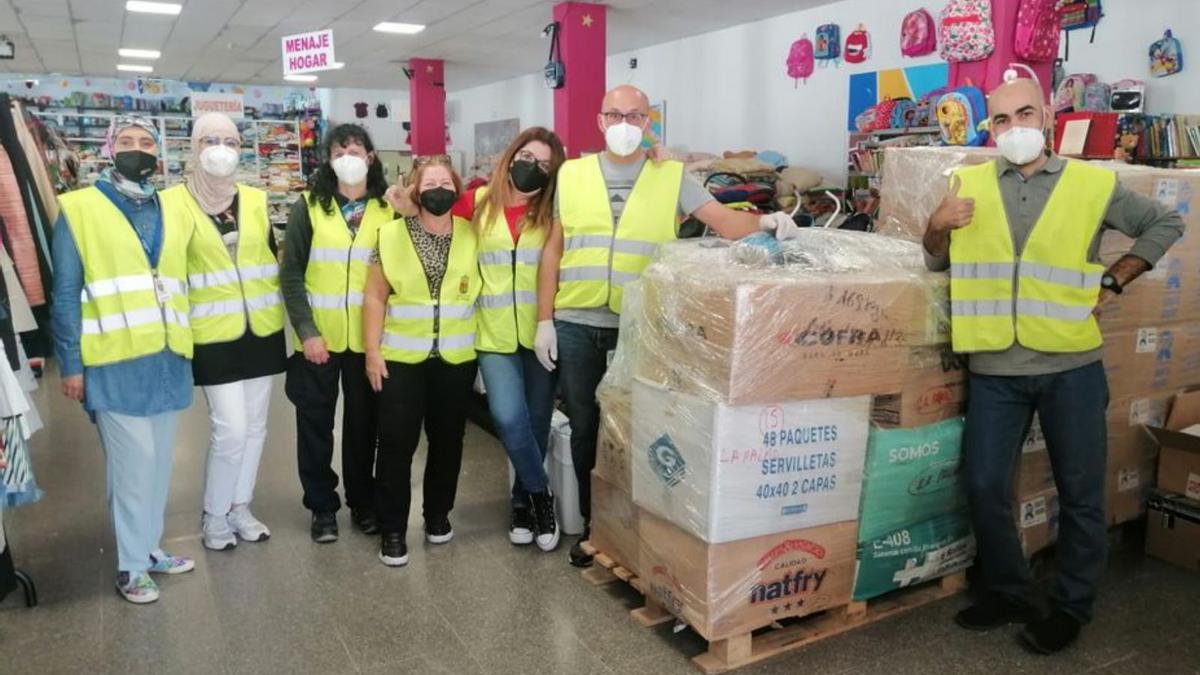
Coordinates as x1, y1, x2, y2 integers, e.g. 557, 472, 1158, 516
280, 125, 394, 544
535, 85, 805, 568
167, 112, 286, 553
363, 157, 481, 567
923, 70, 1184, 654
50, 115, 197, 605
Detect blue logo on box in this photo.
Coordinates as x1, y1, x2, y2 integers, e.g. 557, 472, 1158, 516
648, 434, 687, 488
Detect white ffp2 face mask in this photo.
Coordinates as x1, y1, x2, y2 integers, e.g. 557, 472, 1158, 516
996, 126, 1047, 166
331, 155, 369, 186
604, 122, 644, 157
199, 145, 240, 178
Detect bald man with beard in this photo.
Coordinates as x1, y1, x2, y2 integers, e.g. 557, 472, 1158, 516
924, 75, 1184, 654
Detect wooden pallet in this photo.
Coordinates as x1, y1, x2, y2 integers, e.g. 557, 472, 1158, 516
580, 542, 966, 674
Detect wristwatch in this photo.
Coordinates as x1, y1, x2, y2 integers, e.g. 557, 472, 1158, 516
1101, 273, 1124, 295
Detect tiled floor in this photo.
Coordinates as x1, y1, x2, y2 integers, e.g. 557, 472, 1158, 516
1, 372, 1198, 674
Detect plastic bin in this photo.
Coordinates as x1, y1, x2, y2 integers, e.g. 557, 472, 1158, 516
506, 410, 585, 536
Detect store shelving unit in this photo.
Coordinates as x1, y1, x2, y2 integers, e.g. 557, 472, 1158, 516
847, 126, 942, 189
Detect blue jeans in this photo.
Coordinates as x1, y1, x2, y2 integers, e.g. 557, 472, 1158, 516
478, 348, 558, 508
554, 320, 620, 524
963, 361, 1109, 623
97, 411, 178, 574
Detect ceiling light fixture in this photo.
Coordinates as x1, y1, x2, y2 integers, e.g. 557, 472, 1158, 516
373, 22, 426, 35
125, 2, 183, 15
117, 63, 154, 73
284, 74, 318, 82
118, 48, 161, 59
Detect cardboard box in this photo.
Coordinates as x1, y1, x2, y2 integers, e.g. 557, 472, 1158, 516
1148, 388, 1200, 500
1145, 492, 1200, 573
639, 510, 857, 641
1104, 458, 1157, 526
1016, 486, 1060, 557
1097, 248, 1200, 331
631, 377, 870, 543
596, 393, 633, 494
1017, 449, 1056, 499
870, 347, 967, 428
1103, 321, 1200, 403
1107, 392, 1171, 468
852, 511, 974, 601
590, 472, 640, 575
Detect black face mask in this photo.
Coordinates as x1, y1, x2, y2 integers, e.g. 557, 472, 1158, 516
419, 187, 457, 216
510, 159, 549, 193
113, 150, 158, 182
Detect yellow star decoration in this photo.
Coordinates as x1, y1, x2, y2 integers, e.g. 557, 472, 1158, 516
582, 14, 594, 27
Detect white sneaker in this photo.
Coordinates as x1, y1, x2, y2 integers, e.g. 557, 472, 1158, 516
202, 512, 237, 551
228, 505, 271, 542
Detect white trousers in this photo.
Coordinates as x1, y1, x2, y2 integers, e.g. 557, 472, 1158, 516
202, 375, 274, 517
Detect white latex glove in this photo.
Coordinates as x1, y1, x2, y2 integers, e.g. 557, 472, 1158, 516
534, 320, 558, 372
759, 211, 803, 241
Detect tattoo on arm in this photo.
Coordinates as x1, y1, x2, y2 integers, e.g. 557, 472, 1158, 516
1107, 255, 1151, 287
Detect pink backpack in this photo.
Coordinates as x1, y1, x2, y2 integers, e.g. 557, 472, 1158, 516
1014, 0, 1061, 62
787, 35, 815, 86
1053, 73, 1097, 112
901, 9, 937, 57
939, 0, 995, 63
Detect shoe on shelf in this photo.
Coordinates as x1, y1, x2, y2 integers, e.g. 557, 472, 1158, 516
1020, 609, 1082, 655
148, 551, 195, 575
530, 491, 560, 553
115, 571, 159, 604
311, 511, 339, 544
509, 500, 534, 546
568, 527, 593, 568
228, 504, 271, 542
202, 512, 237, 551
351, 508, 380, 536
379, 532, 409, 567
954, 594, 1039, 632
425, 515, 454, 544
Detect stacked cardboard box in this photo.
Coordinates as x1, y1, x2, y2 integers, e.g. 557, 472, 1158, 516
1145, 389, 1200, 572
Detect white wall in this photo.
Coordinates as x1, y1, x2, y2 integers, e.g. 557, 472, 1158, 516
446, 0, 1199, 182
322, 86, 411, 151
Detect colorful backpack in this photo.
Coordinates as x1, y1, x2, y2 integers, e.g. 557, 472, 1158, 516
845, 24, 871, 64
1059, 0, 1103, 60
936, 86, 989, 146
1149, 29, 1183, 78
939, 0, 995, 63
787, 35, 815, 86
901, 9, 937, 57
1083, 81, 1111, 111
855, 106, 880, 132
915, 86, 954, 126
1053, 72, 1097, 112
1014, 0, 1061, 62
815, 23, 842, 65
875, 98, 917, 129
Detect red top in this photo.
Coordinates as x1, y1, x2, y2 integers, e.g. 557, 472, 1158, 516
452, 188, 529, 243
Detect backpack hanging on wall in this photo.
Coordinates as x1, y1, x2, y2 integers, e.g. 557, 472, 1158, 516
901, 9, 937, 57
1014, 0, 1061, 62
939, 0, 995, 63
936, 85, 989, 146
1149, 29, 1183, 78
815, 23, 842, 66
845, 24, 871, 64
1058, 0, 1102, 61
787, 34, 815, 86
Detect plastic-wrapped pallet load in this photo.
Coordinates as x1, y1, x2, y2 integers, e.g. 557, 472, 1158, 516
594, 282, 644, 494
590, 472, 641, 575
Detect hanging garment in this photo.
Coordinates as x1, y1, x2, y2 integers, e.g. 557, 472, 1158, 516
0, 246, 35, 334
11, 102, 59, 226
0, 341, 38, 508
0, 95, 51, 305
0, 517, 16, 604
0, 149, 43, 306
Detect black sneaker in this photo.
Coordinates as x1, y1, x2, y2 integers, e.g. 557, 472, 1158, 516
530, 491, 560, 553
509, 502, 534, 546
311, 512, 338, 544
425, 515, 454, 544
568, 526, 592, 568
954, 594, 1038, 632
1020, 610, 1081, 655
378, 532, 409, 567
351, 509, 380, 535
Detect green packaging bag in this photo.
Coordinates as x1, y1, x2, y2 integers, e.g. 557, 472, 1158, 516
852, 511, 974, 601
858, 417, 966, 542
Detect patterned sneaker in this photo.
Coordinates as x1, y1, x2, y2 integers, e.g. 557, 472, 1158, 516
202, 512, 237, 551
148, 551, 196, 575
228, 505, 271, 542
115, 571, 160, 604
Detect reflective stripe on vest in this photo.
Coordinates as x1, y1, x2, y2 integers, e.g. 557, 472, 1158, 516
297, 193, 392, 353
377, 217, 481, 364
948, 160, 1116, 354
59, 186, 193, 366
555, 154, 682, 314
473, 186, 547, 353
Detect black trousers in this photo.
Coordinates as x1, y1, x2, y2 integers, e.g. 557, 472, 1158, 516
285, 351, 380, 514
375, 358, 478, 535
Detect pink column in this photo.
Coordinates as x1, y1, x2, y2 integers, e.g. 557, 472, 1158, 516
552, 2, 607, 158
409, 58, 446, 156
948, 0, 1054, 102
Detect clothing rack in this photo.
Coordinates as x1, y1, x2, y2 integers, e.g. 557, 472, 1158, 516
13, 568, 37, 607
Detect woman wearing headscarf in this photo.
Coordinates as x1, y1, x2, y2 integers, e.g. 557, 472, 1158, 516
163, 113, 286, 552
51, 115, 196, 604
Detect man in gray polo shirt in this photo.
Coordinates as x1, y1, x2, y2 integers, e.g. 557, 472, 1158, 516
924, 75, 1183, 654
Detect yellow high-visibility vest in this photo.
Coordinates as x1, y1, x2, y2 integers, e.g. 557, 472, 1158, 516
171, 184, 284, 345
298, 193, 393, 353
475, 187, 547, 353
378, 216, 481, 364
555, 154, 682, 314
59, 185, 193, 366
949, 160, 1116, 354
